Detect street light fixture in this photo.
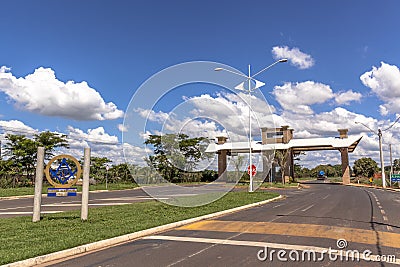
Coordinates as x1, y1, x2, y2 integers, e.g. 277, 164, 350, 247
215, 58, 287, 192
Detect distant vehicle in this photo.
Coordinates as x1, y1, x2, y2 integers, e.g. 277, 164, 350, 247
317, 170, 327, 180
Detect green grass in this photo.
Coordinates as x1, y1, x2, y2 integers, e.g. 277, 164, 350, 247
0, 183, 138, 197
0, 191, 279, 265
259, 182, 299, 188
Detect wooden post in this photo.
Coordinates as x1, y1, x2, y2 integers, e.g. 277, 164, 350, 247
81, 147, 91, 221
33, 147, 45, 222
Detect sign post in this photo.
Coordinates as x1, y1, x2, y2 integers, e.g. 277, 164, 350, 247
33, 147, 45, 222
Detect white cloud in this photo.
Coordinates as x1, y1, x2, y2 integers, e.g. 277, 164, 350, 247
118, 124, 128, 132
360, 62, 400, 115
0, 66, 124, 120
67, 126, 119, 145
273, 81, 334, 114
0, 120, 37, 135
272, 46, 314, 69
334, 90, 362, 105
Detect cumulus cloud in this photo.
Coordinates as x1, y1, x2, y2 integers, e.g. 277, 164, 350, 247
273, 81, 334, 114
0, 120, 37, 135
272, 46, 314, 69
67, 126, 119, 145
360, 62, 400, 115
0, 66, 124, 120
334, 90, 362, 105
117, 124, 128, 132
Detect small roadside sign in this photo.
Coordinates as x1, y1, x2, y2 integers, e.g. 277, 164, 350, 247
390, 173, 400, 182
247, 164, 257, 176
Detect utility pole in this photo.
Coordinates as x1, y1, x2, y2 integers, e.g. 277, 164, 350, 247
390, 144, 393, 187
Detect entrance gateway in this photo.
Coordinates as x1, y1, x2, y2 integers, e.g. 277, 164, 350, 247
206, 126, 362, 184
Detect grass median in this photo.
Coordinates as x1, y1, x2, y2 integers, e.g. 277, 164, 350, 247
0, 191, 279, 265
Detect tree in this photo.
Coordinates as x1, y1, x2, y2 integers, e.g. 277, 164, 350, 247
3, 134, 38, 182
275, 149, 289, 183
353, 157, 378, 178
34, 131, 69, 159
144, 134, 208, 182
89, 157, 112, 183
393, 159, 400, 172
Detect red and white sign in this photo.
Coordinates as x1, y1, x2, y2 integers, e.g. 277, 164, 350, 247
247, 164, 257, 176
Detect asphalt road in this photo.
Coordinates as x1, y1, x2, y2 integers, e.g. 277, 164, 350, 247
43, 181, 400, 266
0, 188, 151, 218
0, 184, 247, 218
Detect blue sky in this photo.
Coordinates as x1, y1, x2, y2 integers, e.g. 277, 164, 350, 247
1, 1, 400, 168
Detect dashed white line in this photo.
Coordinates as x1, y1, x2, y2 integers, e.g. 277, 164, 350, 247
322, 194, 330, 199
383, 215, 388, 221
301, 204, 314, 212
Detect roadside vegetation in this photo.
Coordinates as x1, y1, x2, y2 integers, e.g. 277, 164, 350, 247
0, 191, 279, 265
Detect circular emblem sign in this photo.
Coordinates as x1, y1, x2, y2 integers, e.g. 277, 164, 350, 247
45, 154, 82, 188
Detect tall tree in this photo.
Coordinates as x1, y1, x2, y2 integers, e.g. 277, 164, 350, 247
353, 157, 378, 178
275, 149, 289, 184
3, 134, 37, 181
145, 134, 208, 182
34, 131, 69, 159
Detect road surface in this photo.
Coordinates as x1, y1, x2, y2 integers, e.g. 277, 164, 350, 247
43, 181, 400, 266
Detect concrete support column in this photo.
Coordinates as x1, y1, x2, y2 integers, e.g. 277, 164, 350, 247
216, 136, 228, 181
81, 147, 91, 221
218, 150, 227, 181
33, 147, 45, 222
340, 147, 350, 184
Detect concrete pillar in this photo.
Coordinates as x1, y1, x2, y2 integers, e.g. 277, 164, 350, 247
216, 136, 228, 181
33, 147, 45, 222
340, 147, 350, 184
338, 129, 348, 139
81, 147, 91, 221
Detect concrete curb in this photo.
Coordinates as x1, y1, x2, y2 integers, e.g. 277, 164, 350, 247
3, 195, 283, 267
346, 183, 400, 192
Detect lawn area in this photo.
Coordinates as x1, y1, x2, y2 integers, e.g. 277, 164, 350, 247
0, 183, 138, 198
0, 191, 279, 265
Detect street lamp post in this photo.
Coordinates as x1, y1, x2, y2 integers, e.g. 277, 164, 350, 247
215, 59, 287, 192
355, 122, 386, 188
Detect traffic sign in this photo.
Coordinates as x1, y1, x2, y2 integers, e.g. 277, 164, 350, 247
247, 164, 257, 176
391, 174, 400, 182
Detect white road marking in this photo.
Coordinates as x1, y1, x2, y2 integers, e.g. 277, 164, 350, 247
301, 204, 314, 212
0, 211, 62, 215
272, 204, 284, 208
42, 203, 133, 207
322, 194, 330, 200
144, 235, 400, 264
381, 210, 386, 215
0, 205, 32, 211
383, 216, 388, 221
387, 226, 393, 231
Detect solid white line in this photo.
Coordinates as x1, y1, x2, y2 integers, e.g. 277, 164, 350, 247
143, 235, 400, 264
0, 211, 63, 215
301, 204, 314, 212
0, 205, 32, 211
